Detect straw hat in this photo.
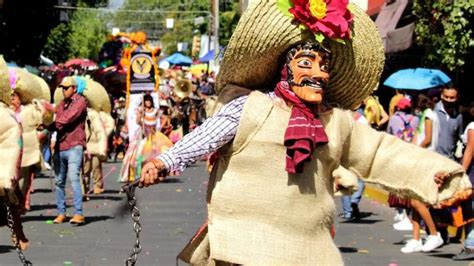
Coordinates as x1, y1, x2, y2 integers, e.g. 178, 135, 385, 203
216, 1, 385, 109
0, 56, 10, 105
10, 67, 44, 104
33, 75, 51, 103
54, 77, 112, 113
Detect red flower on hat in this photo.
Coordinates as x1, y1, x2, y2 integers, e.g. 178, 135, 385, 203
283, 0, 353, 40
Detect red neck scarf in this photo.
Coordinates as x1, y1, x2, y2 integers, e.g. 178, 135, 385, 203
274, 69, 329, 174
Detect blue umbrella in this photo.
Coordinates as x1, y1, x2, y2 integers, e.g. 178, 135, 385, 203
383, 68, 451, 90
199, 50, 215, 63
165, 52, 193, 66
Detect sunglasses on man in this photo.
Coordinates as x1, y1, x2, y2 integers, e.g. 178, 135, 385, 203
60, 85, 74, 91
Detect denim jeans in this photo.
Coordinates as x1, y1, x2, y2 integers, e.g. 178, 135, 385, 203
341, 179, 365, 218
54, 145, 84, 216
42, 133, 51, 164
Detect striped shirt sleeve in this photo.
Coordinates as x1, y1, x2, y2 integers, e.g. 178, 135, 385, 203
158, 95, 249, 171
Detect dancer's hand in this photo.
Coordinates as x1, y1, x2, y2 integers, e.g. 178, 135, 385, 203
434, 171, 451, 189
139, 159, 167, 188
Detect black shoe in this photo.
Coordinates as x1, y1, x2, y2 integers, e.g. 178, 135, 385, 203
453, 248, 474, 260
351, 203, 361, 219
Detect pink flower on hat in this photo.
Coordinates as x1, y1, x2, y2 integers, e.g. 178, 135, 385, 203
282, 0, 353, 40
8, 68, 18, 90
396, 98, 411, 109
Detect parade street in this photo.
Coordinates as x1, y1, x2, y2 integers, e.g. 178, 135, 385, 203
0, 161, 469, 266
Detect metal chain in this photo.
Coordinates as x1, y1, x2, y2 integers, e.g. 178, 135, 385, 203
123, 185, 142, 266
6, 206, 33, 266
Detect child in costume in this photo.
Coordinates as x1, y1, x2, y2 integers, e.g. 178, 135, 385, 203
119, 93, 173, 183
139, 1, 471, 265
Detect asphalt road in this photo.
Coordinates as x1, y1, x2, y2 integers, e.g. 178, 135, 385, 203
0, 161, 471, 266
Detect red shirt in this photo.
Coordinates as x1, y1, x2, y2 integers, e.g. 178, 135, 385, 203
55, 93, 88, 151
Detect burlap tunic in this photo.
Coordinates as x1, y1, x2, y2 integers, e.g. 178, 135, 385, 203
0, 104, 22, 204
200, 91, 470, 265
85, 108, 108, 157
19, 104, 43, 167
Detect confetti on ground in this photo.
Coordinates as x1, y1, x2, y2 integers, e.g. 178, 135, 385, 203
54, 229, 75, 236
46, 220, 53, 224
64, 261, 72, 265
357, 249, 369, 254
102, 166, 117, 181
188, 188, 192, 192
176, 189, 182, 192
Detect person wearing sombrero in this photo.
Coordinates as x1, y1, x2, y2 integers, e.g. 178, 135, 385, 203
9, 68, 54, 212
138, 1, 471, 264
0, 56, 30, 251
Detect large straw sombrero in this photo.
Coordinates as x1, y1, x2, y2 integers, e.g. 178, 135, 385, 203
33, 75, 52, 103
0, 56, 10, 105
10, 67, 44, 104
54, 77, 112, 113
216, 1, 384, 109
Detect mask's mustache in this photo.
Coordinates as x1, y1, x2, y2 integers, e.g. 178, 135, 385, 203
294, 77, 325, 88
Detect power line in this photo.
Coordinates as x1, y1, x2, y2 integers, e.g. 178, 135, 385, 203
53, 5, 211, 16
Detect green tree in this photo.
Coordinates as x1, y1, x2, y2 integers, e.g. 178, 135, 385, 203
43, 5, 109, 63
219, 1, 241, 47
412, 0, 473, 72
68, 8, 109, 60
43, 23, 72, 64
111, 0, 240, 55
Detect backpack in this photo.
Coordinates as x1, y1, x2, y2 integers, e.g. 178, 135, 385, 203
395, 113, 415, 143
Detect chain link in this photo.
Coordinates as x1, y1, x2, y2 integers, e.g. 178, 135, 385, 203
123, 185, 142, 266
6, 206, 33, 266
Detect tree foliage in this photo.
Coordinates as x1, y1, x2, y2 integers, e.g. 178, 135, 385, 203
219, 2, 241, 47
43, 4, 110, 64
68, 8, 109, 60
43, 23, 72, 64
43, 0, 242, 62
112, 0, 240, 56
412, 0, 473, 72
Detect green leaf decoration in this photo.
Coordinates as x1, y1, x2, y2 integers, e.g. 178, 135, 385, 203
315, 33, 325, 43
276, 0, 294, 17
334, 38, 346, 45
347, 3, 355, 12
299, 24, 307, 31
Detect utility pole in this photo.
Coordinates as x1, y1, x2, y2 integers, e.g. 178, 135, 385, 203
240, 0, 249, 13
212, 0, 219, 67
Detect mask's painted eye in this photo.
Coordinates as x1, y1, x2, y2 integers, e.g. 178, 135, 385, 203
297, 59, 312, 68
320, 63, 329, 72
